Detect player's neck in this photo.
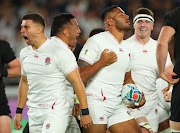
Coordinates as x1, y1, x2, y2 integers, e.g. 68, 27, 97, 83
108, 28, 124, 44
55, 34, 69, 46
32, 34, 47, 49
135, 34, 150, 45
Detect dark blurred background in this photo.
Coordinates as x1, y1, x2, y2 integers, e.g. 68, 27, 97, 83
1, 0, 179, 85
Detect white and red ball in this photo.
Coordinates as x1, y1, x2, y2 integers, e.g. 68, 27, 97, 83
121, 83, 142, 105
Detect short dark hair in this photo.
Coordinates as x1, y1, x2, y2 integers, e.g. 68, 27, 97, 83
89, 28, 105, 37
23, 13, 45, 28
50, 13, 75, 37
101, 5, 118, 22
133, 8, 154, 19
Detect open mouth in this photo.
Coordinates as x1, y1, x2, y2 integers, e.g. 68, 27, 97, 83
22, 35, 30, 44
23, 36, 28, 40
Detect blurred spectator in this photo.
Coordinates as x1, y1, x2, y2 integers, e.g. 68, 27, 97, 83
0, 0, 179, 85
78, 10, 103, 40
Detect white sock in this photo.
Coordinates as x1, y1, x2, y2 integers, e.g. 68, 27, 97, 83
171, 128, 180, 132
159, 128, 171, 133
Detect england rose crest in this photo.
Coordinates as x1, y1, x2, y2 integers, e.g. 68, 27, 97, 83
45, 57, 51, 65
46, 123, 50, 129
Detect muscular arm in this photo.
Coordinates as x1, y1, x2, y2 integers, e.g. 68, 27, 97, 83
7, 58, 21, 78
78, 59, 104, 83
17, 75, 29, 108
156, 26, 175, 81
14, 75, 28, 130
78, 49, 117, 83
66, 68, 93, 127
66, 68, 88, 109
165, 64, 174, 74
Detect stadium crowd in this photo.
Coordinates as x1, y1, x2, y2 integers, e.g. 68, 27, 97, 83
0, 0, 179, 63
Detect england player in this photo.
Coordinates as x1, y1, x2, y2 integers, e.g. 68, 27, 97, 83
124, 8, 173, 133
78, 5, 145, 133
14, 13, 83, 133
13, 13, 93, 133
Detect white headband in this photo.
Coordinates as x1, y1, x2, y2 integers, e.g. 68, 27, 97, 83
133, 14, 154, 26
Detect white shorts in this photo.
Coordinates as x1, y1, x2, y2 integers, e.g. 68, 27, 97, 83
28, 100, 70, 133
130, 99, 159, 132
66, 115, 81, 133
87, 96, 134, 128
157, 101, 170, 123
156, 79, 171, 112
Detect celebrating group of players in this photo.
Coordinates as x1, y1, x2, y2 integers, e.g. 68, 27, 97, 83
0, 4, 180, 133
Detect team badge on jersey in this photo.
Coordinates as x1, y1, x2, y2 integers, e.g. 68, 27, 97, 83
46, 123, 50, 129
45, 57, 51, 65
155, 109, 158, 114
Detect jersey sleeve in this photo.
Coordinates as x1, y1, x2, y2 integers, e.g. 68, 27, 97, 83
19, 48, 27, 76
1, 40, 16, 64
78, 37, 100, 65
57, 49, 78, 76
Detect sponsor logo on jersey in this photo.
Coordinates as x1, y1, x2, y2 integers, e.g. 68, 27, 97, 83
45, 57, 51, 65
46, 123, 50, 129
127, 111, 131, 116
142, 50, 147, 53
99, 117, 104, 121
34, 54, 38, 58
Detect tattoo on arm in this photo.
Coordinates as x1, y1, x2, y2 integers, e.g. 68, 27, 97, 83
78, 59, 90, 68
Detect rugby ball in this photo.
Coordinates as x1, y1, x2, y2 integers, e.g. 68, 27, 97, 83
121, 83, 142, 105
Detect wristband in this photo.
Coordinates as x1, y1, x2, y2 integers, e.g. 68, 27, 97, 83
0, 68, 8, 77
81, 108, 89, 116
16, 107, 23, 114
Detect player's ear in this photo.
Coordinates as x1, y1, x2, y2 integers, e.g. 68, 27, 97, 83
63, 28, 69, 37
37, 25, 43, 34
107, 18, 114, 26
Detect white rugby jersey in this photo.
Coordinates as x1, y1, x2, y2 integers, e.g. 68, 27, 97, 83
20, 37, 77, 108
124, 35, 172, 98
79, 31, 132, 99
65, 80, 74, 110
